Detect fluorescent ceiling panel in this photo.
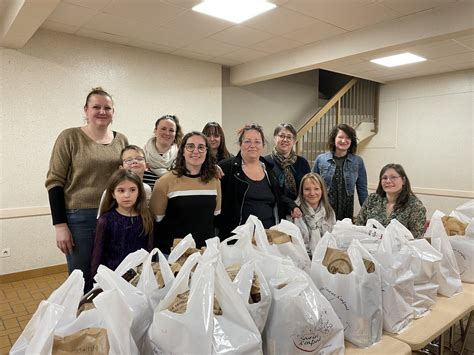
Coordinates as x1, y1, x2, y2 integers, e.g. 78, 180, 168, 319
370, 52, 426, 67
192, 0, 276, 24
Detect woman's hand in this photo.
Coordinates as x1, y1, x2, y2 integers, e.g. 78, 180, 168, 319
55, 223, 74, 255
215, 165, 225, 179
291, 207, 302, 219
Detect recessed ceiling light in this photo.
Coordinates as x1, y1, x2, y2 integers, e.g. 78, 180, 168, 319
370, 53, 426, 67
192, 0, 276, 24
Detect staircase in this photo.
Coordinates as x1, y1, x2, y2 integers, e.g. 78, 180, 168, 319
296, 77, 379, 165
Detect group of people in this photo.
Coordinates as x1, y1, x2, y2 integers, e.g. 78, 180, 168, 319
45, 87, 427, 291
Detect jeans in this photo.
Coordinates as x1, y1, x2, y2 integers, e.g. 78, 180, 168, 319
66, 208, 98, 292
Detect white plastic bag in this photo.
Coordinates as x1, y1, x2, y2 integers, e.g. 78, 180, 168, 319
449, 236, 474, 283
374, 220, 415, 333
269, 219, 311, 271
94, 264, 152, 350
331, 219, 383, 252
408, 239, 442, 317
263, 263, 345, 354
232, 260, 272, 333
426, 210, 463, 296
310, 234, 383, 347
148, 252, 213, 354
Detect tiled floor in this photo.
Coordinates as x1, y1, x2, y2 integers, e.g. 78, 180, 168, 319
0, 272, 68, 354
0, 272, 473, 354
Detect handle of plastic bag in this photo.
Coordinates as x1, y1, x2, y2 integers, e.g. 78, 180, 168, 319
137, 248, 160, 295
312, 232, 337, 263
114, 248, 149, 277
167, 234, 196, 264
47, 269, 84, 327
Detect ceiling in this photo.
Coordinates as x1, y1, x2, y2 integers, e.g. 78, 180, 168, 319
1, 0, 473, 84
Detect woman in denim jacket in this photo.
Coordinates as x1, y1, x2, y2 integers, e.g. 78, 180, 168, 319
313, 124, 368, 220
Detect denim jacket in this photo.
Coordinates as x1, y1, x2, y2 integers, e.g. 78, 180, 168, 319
312, 151, 368, 206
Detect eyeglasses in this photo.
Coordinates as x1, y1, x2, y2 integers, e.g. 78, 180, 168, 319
123, 157, 145, 164
242, 139, 263, 146
277, 134, 294, 141
381, 175, 401, 182
185, 143, 207, 153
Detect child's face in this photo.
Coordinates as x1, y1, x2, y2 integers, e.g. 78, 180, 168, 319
121, 149, 147, 177
303, 178, 322, 208
112, 179, 139, 210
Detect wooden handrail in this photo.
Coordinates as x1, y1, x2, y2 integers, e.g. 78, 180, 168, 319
297, 78, 358, 140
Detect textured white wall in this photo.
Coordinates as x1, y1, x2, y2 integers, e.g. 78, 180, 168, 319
222, 67, 319, 156
357, 69, 473, 218
0, 29, 222, 274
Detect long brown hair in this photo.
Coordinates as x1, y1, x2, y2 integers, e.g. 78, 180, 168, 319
202, 121, 232, 160
99, 169, 153, 236
297, 173, 334, 219
173, 132, 217, 183
376, 163, 414, 211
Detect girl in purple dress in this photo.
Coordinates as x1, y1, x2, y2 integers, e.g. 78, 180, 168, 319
91, 169, 153, 277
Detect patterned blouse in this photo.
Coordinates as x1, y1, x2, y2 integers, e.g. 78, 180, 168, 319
356, 193, 427, 238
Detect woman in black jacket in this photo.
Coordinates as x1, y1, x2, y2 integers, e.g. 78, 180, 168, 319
216, 124, 292, 239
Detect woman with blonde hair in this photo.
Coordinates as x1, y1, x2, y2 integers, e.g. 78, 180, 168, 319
293, 172, 336, 257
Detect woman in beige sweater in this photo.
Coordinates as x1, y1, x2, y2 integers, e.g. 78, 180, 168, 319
45, 87, 128, 291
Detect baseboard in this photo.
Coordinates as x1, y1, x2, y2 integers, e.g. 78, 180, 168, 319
0, 264, 68, 284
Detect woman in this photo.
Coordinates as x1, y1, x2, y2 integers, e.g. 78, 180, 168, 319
150, 132, 221, 253
143, 114, 183, 190
202, 121, 233, 163
293, 173, 336, 257
216, 124, 292, 239
265, 123, 310, 217
356, 163, 426, 238
45, 87, 128, 291
313, 123, 368, 220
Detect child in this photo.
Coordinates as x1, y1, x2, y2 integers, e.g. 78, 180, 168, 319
293, 173, 336, 258
91, 169, 153, 277
97, 145, 152, 218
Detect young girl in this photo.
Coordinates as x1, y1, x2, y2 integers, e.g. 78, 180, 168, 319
91, 169, 153, 277
293, 173, 336, 257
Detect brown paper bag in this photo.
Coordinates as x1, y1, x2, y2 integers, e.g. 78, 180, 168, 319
442, 216, 468, 236
265, 229, 292, 244
52, 328, 109, 355
167, 290, 222, 315
322, 247, 375, 274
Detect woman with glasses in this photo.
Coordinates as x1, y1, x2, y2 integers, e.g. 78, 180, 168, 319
265, 123, 310, 218
143, 114, 183, 190
216, 124, 292, 239
45, 87, 128, 291
150, 132, 221, 253
313, 123, 368, 220
202, 121, 233, 163
356, 163, 426, 238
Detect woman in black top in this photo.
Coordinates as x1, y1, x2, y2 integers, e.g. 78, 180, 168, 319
216, 124, 292, 239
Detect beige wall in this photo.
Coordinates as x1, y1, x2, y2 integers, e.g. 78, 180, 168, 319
222, 67, 319, 155
357, 69, 473, 218
0, 29, 222, 275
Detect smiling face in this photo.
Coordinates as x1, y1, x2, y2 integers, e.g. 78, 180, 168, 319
334, 129, 351, 154
274, 128, 295, 156
121, 149, 147, 178
112, 179, 139, 213
207, 133, 221, 151
302, 177, 322, 209
84, 94, 114, 128
184, 135, 207, 173
380, 168, 404, 195
240, 129, 264, 162
154, 118, 177, 148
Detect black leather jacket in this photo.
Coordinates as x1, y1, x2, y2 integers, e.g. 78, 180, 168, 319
215, 152, 292, 239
